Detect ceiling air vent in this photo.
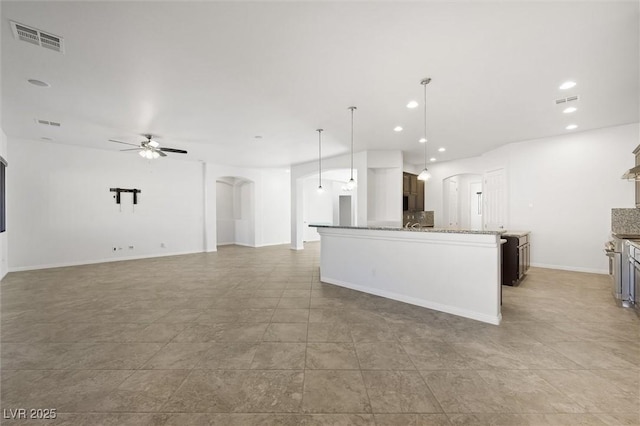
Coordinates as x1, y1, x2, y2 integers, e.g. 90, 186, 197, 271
11, 21, 64, 53
554, 95, 580, 105
35, 119, 61, 127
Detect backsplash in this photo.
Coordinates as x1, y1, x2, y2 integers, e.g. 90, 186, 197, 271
611, 208, 640, 235
403, 210, 434, 227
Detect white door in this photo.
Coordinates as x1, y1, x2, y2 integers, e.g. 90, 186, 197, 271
483, 168, 507, 230
447, 180, 458, 228
469, 181, 483, 230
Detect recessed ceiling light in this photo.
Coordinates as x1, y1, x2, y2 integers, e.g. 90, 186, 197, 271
563, 107, 577, 114
438, 147, 446, 152
566, 124, 578, 130
430, 157, 436, 162
406, 101, 418, 109
28, 78, 50, 87
394, 126, 403, 132
419, 137, 426, 143
559, 81, 576, 90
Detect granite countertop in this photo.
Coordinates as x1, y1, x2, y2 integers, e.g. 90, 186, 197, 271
612, 232, 640, 239
501, 230, 531, 237
309, 224, 504, 235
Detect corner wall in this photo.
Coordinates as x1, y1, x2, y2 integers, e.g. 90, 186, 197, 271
8, 138, 206, 271
425, 123, 639, 273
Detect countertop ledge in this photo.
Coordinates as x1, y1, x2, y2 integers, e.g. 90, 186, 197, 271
309, 224, 504, 235
501, 230, 531, 237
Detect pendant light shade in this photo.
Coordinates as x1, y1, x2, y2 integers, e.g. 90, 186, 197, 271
346, 106, 357, 190
417, 78, 432, 181
316, 129, 324, 193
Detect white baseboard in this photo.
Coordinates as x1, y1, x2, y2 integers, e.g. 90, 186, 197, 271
8, 249, 204, 273
321, 276, 502, 326
531, 263, 608, 275
255, 241, 291, 248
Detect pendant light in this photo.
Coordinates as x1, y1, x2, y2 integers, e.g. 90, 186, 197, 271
417, 78, 432, 181
346, 106, 357, 190
316, 128, 324, 193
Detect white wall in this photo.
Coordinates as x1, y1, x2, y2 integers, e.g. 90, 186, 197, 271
215, 180, 235, 245
367, 168, 401, 226
291, 151, 367, 249
0, 129, 8, 280
205, 164, 290, 250
8, 138, 205, 270
302, 177, 334, 242
425, 123, 639, 273
8, 140, 292, 270
291, 150, 402, 249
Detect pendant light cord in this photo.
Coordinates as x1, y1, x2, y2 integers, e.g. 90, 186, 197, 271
348, 106, 356, 181
421, 78, 431, 169
317, 129, 323, 188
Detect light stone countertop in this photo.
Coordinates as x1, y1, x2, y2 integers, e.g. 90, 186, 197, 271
501, 230, 531, 237
309, 224, 504, 236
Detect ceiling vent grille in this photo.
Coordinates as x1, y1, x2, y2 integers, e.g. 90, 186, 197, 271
11, 21, 64, 53
35, 119, 61, 127
554, 95, 580, 105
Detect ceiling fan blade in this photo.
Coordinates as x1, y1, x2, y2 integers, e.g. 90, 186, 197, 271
158, 150, 167, 157
109, 139, 139, 147
120, 148, 142, 151
159, 147, 188, 154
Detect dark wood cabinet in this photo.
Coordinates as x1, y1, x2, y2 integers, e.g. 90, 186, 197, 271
416, 179, 424, 211
403, 172, 424, 212
502, 233, 530, 286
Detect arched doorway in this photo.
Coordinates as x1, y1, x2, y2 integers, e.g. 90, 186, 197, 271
216, 177, 255, 247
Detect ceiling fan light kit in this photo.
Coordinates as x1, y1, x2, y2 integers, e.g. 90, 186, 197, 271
108, 134, 187, 159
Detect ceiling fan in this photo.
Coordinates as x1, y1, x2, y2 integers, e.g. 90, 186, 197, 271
108, 134, 188, 159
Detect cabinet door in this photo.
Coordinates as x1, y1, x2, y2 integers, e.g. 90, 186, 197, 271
417, 180, 425, 211
502, 237, 519, 286
403, 174, 410, 195
408, 195, 416, 212
410, 175, 418, 194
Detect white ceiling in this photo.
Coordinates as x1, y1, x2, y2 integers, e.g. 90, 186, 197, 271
2, 1, 638, 168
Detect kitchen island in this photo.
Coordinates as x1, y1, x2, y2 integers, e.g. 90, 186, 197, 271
310, 225, 504, 325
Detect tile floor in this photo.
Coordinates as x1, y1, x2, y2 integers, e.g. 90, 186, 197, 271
1, 243, 638, 425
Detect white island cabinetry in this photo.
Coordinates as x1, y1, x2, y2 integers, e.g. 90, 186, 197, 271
312, 225, 503, 325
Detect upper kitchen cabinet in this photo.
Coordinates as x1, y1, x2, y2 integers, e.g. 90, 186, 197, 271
402, 172, 424, 212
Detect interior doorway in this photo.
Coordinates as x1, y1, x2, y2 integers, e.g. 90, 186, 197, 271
443, 173, 483, 230
216, 177, 255, 247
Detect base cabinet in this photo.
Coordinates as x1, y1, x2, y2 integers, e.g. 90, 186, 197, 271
502, 234, 530, 286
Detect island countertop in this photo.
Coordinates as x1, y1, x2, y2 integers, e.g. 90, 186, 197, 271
309, 224, 504, 236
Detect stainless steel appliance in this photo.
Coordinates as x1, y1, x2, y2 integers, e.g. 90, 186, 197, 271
606, 236, 632, 307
